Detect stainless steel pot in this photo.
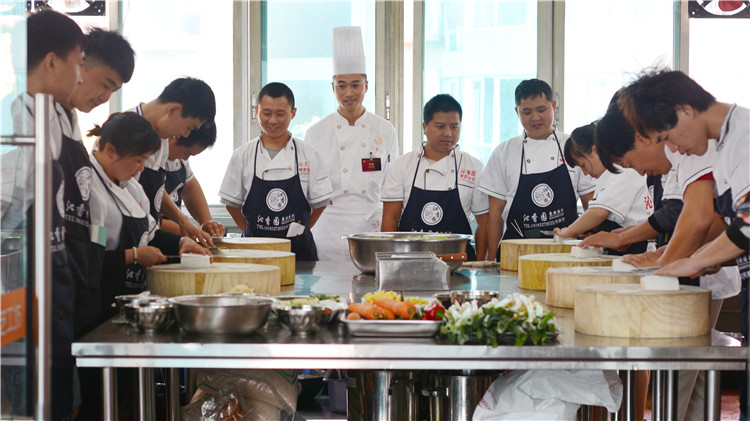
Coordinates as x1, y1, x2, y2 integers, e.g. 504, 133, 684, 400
422, 371, 496, 421
347, 370, 421, 421
169, 294, 273, 335
343, 232, 473, 274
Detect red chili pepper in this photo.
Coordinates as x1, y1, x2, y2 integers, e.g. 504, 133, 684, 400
423, 302, 445, 321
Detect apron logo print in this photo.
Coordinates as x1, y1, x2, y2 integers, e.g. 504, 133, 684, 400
266, 188, 288, 212
154, 185, 165, 212
531, 183, 554, 208
169, 183, 184, 204
75, 166, 93, 201
421, 202, 444, 226
138, 231, 149, 248
56, 181, 65, 218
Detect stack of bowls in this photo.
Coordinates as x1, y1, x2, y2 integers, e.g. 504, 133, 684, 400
123, 300, 174, 333
275, 305, 328, 336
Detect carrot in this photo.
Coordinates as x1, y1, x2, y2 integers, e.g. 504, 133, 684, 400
375, 299, 416, 320
372, 305, 396, 320
345, 312, 362, 320
348, 303, 382, 320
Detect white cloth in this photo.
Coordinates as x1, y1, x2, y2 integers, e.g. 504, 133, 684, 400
305, 110, 399, 260
89, 152, 158, 250
333, 26, 366, 75
714, 104, 750, 205
477, 129, 596, 222
382, 144, 489, 222
589, 168, 652, 227
219, 136, 334, 209
165, 159, 195, 182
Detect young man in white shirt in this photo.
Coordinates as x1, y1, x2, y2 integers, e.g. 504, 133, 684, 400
381, 94, 488, 260
220, 82, 333, 260
478, 79, 595, 260
305, 26, 399, 261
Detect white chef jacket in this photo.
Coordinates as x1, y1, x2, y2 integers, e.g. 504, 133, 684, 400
382, 144, 489, 224
477, 130, 597, 222
714, 104, 750, 206
304, 110, 400, 260
89, 152, 158, 250
589, 167, 652, 227
664, 141, 740, 300
219, 136, 334, 209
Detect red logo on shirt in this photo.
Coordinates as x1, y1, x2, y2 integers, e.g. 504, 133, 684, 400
644, 195, 654, 211
459, 169, 476, 183
298, 161, 310, 175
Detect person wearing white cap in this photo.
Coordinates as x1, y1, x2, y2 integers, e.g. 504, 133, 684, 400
305, 26, 400, 261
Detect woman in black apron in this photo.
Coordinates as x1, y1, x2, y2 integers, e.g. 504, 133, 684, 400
241, 139, 317, 261
499, 130, 579, 260
397, 146, 477, 261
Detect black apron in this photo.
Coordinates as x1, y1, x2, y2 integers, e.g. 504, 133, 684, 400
499, 132, 579, 260
94, 170, 150, 319
135, 104, 167, 225
647, 174, 672, 248
165, 161, 188, 209
241, 139, 317, 261
58, 133, 105, 338
397, 149, 477, 261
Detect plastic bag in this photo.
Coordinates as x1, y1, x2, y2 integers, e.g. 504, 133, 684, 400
473, 370, 622, 420
195, 369, 300, 415
182, 384, 248, 421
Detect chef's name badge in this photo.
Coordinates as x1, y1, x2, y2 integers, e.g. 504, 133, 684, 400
361, 157, 382, 172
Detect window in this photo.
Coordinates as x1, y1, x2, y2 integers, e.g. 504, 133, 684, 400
563, 0, 674, 131
422, 1, 537, 162
261, 0, 376, 140
121, 0, 234, 205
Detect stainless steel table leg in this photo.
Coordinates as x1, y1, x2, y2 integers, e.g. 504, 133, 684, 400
652, 370, 663, 421
704, 370, 721, 421
138, 368, 155, 421
665, 370, 677, 421
168, 368, 180, 421
619, 370, 636, 421
102, 367, 117, 420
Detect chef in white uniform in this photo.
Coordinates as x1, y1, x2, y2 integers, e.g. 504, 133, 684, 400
305, 26, 400, 261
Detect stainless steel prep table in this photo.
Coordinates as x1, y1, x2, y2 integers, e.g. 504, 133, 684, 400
72, 261, 747, 419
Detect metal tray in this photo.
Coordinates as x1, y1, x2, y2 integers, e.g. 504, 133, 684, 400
340, 313, 442, 337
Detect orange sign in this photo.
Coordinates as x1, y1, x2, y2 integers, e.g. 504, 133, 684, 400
1, 287, 27, 347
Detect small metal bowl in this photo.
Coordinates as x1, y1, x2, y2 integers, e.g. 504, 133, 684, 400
275, 305, 328, 336
123, 301, 174, 333
436, 290, 500, 307
114, 294, 167, 315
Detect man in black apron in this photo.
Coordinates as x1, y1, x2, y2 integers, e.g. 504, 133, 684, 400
382, 94, 488, 260
478, 79, 594, 261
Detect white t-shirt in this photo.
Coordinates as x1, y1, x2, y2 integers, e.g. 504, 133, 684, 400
127, 104, 170, 174
219, 136, 334, 208
382, 145, 489, 222
659, 168, 682, 201
89, 152, 158, 250
477, 130, 596, 222
664, 141, 717, 196
304, 110, 399, 214
165, 159, 195, 182
589, 168, 652, 227
714, 104, 750, 205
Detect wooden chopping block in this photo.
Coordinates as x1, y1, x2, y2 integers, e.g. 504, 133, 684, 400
574, 283, 711, 338
546, 266, 640, 309
500, 239, 576, 271
146, 262, 281, 297
213, 249, 296, 286
518, 253, 612, 291
213, 237, 291, 252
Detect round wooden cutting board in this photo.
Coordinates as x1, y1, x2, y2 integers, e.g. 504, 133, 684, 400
213, 249, 296, 286
146, 262, 281, 297
574, 283, 711, 338
546, 266, 640, 309
518, 253, 612, 291
212, 237, 291, 252
499, 239, 576, 271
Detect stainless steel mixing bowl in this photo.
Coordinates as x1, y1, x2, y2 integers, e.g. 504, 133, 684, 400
343, 232, 473, 274
123, 301, 174, 333
169, 294, 274, 336
275, 305, 328, 336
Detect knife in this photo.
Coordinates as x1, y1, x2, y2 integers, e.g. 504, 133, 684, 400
632, 266, 661, 276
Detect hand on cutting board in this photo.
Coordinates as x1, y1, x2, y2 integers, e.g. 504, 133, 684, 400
579, 231, 622, 249
201, 220, 226, 237
180, 220, 215, 248
135, 246, 167, 267
656, 258, 717, 278
621, 250, 661, 267
179, 237, 212, 256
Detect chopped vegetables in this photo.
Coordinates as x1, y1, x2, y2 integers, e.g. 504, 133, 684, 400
440, 293, 558, 346
404, 296, 429, 305
363, 290, 401, 303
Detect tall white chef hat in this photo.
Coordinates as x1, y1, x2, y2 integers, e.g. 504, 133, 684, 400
333, 26, 366, 76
